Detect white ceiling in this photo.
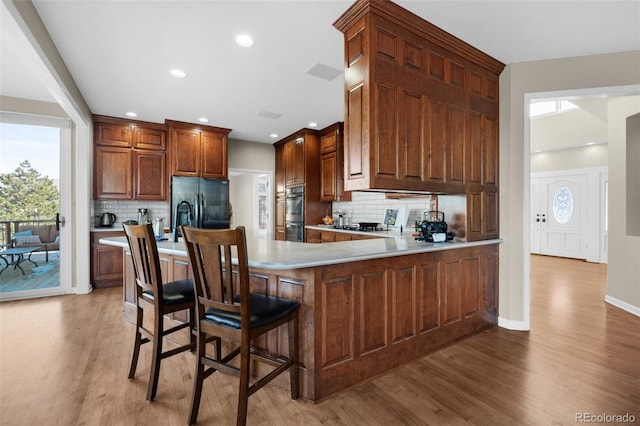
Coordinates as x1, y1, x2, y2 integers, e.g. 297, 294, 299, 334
1, 1, 639, 144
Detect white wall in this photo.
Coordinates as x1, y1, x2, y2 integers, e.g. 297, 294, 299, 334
500, 50, 640, 329
606, 97, 640, 315
531, 144, 608, 173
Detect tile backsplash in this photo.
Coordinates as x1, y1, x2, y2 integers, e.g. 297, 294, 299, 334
91, 200, 170, 228
332, 191, 466, 236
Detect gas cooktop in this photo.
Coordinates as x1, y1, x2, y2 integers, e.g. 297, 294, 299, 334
333, 222, 383, 232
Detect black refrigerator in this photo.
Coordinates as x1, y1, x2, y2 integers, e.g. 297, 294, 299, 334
171, 176, 230, 240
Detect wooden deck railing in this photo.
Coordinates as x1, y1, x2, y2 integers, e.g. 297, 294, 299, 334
0, 219, 57, 246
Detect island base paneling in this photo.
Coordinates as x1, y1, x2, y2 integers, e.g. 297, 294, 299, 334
121, 243, 498, 402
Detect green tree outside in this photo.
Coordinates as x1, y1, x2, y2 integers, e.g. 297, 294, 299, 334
0, 160, 59, 221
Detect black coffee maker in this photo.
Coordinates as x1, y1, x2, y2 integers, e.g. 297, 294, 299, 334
416, 211, 453, 242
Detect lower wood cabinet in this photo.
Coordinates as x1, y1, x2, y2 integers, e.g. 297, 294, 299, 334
90, 231, 125, 288
306, 228, 380, 243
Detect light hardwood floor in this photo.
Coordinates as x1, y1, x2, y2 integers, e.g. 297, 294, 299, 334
1, 255, 638, 425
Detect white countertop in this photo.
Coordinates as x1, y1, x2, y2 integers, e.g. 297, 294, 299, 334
100, 230, 501, 271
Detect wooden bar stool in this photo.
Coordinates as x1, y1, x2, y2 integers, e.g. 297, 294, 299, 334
123, 222, 196, 401
182, 225, 300, 426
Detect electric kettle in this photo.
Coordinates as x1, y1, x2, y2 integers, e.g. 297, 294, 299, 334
100, 212, 117, 227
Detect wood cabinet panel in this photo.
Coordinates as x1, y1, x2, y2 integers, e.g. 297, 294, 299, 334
462, 256, 480, 318
90, 231, 125, 288
321, 275, 355, 367
133, 150, 166, 200
447, 105, 466, 185
320, 152, 337, 201
93, 115, 168, 201
443, 259, 462, 325
399, 90, 424, 183
94, 146, 132, 199
284, 137, 305, 187
358, 270, 387, 355
334, 233, 353, 242
425, 99, 447, 184
171, 128, 201, 177
168, 121, 230, 179
275, 145, 286, 196
320, 123, 351, 202
374, 83, 398, 180
133, 126, 166, 150
468, 111, 483, 185
95, 122, 131, 147
321, 232, 335, 243
390, 266, 415, 342
275, 276, 305, 361
418, 262, 440, 333
201, 131, 227, 178
346, 83, 366, 188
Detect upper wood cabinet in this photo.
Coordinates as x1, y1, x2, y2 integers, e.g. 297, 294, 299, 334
93, 115, 167, 201
334, 0, 504, 240
334, 0, 504, 194
320, 122, 351, 202
274, 129, 320, 189
166, 120, 231, 179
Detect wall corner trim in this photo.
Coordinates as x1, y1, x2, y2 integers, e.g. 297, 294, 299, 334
604, 295, 640, 317
498, 317, 530, 331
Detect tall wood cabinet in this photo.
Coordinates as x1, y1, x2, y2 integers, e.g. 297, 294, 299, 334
334, 0, 505, 240
320, 122, 351, 202
273, 129, 330, 241
166, 120, 231, 179
93, 115, 167, 200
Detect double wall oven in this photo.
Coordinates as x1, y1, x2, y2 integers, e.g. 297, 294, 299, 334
285, 186, 304, 242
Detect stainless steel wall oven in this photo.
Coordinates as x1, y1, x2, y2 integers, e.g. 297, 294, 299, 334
285, 186, 304, 242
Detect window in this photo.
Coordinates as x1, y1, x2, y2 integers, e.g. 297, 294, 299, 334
552, 185, 574, 224
530, 100, 578, 118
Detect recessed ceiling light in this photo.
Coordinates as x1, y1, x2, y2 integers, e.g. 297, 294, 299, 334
308, 122, 318, 128
198, 118, 209, 123
170, 69, 187, 78
586, 142, 595, 145
125, 112, 138, 118
270, 133, 278, 139
235, 34, 254, 47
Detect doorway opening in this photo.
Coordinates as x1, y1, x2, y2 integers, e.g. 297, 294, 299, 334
524, 86, 640, 327
0, 113, 71, 300
228, 168, 273, 240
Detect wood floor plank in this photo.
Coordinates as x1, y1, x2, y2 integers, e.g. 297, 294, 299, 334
1, 255, 638, 425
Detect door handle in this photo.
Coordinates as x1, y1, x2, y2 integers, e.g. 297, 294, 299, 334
56, 213, 66, 231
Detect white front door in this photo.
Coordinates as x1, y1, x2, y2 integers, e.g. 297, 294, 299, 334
531, 174, 588, 259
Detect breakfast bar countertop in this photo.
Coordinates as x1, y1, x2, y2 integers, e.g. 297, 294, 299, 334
100, 232, 501, 271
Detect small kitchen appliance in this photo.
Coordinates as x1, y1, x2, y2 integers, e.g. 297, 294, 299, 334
138, 208, 149, 224
416, 211, 453, 243
97, 212, 117, 227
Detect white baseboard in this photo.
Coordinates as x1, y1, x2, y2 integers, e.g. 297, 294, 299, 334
604, 295, 640, 317
498, 317, 530, 331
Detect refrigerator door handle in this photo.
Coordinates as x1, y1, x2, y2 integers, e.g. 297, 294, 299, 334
195, 193, 201, 228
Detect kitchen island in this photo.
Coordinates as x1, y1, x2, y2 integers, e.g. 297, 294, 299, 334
101, 233, 500, 402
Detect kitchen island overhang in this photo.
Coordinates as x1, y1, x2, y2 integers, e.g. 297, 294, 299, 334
101, 234, 501, 402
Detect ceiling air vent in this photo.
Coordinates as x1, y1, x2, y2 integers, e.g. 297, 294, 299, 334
258, 111, 282, 119
305, 63, 342, 81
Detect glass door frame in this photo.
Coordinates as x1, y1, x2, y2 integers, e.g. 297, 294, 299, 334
0, 111, 72, 300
